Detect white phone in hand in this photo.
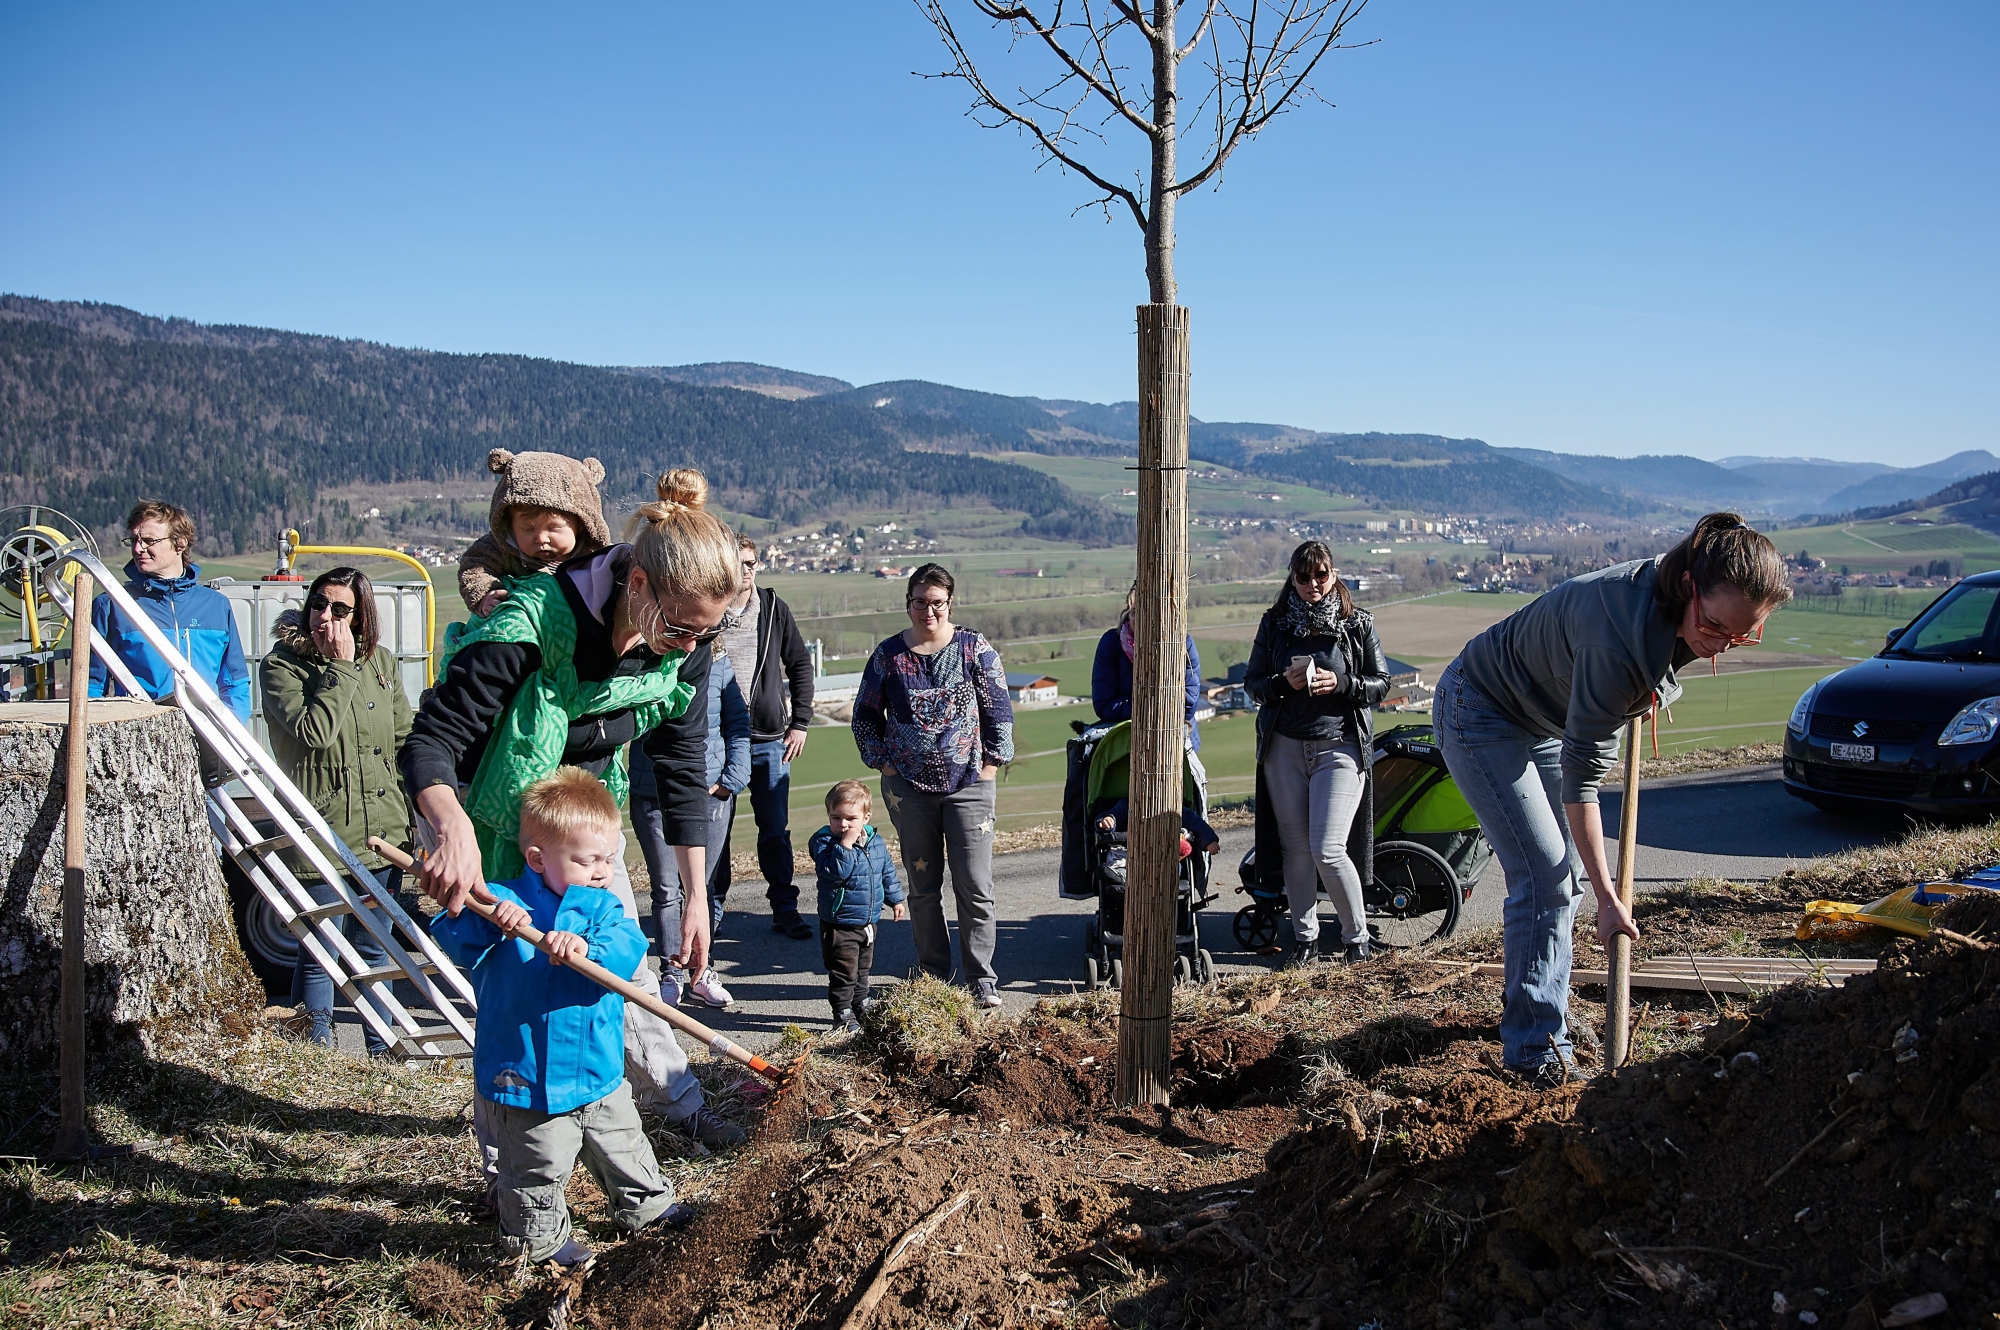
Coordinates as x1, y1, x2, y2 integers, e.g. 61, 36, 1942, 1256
1291, 654, 1315, 689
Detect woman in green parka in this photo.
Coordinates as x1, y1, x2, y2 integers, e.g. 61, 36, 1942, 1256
261, 566, 413, 1054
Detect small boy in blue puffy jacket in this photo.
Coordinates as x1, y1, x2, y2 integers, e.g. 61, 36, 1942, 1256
808, 779, 907, 1031
431, 768, 686, 1269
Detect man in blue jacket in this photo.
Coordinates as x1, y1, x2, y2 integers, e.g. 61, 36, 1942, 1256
88, 500, 251, 723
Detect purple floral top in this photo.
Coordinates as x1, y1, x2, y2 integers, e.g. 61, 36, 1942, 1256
853, 629, 1015, 794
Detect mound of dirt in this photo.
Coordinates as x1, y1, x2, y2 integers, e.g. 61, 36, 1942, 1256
1149, 891, 2000, 1329
579, 1014, 1301, 1329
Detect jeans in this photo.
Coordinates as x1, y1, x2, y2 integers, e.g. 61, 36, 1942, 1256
1432, 660, 1587, 1070
487, 1081, 674, 1261
291, 869, 399, 1056
1262, 735, 1369, 946
881, 771, 998, 987
748, 740, 800, 917
631, 790, 731, 974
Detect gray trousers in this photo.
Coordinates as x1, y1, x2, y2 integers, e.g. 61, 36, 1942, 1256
1264, 734, 1369, 946
881, 771, 998, 986
488, 1080, 674, 1261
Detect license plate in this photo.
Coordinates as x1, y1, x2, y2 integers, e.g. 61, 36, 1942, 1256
1829, 742, 1877, 763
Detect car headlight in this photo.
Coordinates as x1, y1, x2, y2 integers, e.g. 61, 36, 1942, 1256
1940, 697, 2000, 747
1787, 682, 1821, 739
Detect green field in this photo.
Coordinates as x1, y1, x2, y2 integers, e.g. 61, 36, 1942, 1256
1768, 515, 2000, 575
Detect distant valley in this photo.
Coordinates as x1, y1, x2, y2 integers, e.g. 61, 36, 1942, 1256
1, 294, 1987, 561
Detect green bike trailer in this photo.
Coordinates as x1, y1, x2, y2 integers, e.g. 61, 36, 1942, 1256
1233, 723, 1487, 950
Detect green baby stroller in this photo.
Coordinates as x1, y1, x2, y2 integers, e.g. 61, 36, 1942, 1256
1059, 719, 1218, 989
1233, 724, 1488, 950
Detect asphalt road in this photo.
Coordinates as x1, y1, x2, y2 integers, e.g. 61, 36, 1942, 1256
326, 764, 1896, 1056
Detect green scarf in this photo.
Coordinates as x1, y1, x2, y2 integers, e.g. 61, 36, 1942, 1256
448, 574, 695, 880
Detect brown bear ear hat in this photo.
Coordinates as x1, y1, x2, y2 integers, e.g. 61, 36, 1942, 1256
486, 449, 612, 551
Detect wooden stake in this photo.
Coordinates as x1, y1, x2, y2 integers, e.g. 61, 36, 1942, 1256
1604, 719, 1642, 1069
53, 569, 93, 1159
1118, 303, 1190, 1108
838, 1190, 974, 1330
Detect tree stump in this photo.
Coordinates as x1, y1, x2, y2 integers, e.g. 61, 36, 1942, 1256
0, 699, 263, 1065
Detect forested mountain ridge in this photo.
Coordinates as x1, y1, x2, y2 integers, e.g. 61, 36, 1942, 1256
0, 296, 1131, 552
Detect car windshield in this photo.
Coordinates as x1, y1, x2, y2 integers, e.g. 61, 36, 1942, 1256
1891, 583, 2000, 659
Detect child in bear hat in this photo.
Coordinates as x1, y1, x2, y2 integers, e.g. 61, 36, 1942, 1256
458, 449, 613, 616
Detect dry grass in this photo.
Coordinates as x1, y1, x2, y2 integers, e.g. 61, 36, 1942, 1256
1771, 816, 2000, 897
1602, 741, 1782, 785
856, 972, 980, 1062
0, 1020, 760, 1330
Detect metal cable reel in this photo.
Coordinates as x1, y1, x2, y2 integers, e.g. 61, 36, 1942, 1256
0, 506, 99, 641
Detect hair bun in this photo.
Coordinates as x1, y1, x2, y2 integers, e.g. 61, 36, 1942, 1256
654, 468, 709, 511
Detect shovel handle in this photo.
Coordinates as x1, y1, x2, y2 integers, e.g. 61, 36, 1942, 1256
367, 837, 787, 1084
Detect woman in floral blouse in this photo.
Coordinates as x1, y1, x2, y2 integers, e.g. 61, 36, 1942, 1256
853, 564, 1015, 1008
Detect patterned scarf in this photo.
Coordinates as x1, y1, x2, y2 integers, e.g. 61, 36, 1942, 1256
1281, 587, 1345, 640
1118, 615, 1137, 661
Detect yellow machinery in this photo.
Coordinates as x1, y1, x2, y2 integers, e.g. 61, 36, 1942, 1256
270, 528, 437, 676
0, 505, 97, 699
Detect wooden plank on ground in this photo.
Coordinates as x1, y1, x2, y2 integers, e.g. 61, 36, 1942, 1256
1432, 956, 1876, 995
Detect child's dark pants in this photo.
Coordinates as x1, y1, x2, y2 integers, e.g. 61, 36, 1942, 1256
821, 922, 876, 1016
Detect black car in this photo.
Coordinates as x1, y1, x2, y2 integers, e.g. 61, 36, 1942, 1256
1783, 570, 2000, 819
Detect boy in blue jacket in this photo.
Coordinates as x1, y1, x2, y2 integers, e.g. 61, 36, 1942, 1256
808, 780, 906, 1032
431, 767, 686, 1269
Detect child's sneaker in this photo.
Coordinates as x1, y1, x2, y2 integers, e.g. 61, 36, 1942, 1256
685, 969, 734, 1009
974, 980, 1003, 1010
832, 1008, 861, 1034
661, 1201, 696, 1229
546, 1237, 594, 1270
659, 968, 687, 1008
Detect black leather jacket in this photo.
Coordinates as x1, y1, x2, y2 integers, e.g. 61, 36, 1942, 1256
1245, 603, 1392, 763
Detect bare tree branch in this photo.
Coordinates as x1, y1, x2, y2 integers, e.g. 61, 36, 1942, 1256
919, 0, 1149, 230
915, 0, 1371, 251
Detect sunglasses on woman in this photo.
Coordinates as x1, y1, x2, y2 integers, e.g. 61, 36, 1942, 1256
305, 595, 355, 620
647, 583, 726, 645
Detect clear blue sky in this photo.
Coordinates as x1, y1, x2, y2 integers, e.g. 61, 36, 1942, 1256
3, 2, 1993, 465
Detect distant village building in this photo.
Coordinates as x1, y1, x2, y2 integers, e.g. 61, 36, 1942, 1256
995, 568, 1045, 578
1005, 672, 1060, 704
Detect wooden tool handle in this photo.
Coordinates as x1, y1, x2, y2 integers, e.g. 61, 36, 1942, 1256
1604, 720, 1643, 1069
367, 837, 787, 1084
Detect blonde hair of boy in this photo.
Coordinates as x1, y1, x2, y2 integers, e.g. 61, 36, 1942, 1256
825, 779, 872, 817
518, 767, 622, 848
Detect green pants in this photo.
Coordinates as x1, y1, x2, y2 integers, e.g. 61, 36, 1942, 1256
488, 1080, 674, 1261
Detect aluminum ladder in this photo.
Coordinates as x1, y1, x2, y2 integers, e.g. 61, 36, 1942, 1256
45, 543, 478, 1059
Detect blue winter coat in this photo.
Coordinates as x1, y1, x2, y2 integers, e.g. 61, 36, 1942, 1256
628, 648, 749, 799
1091, 629, 1203, 751
88, 560, 251, 721
429, 870, 647, 1115
809, 825, 906, 927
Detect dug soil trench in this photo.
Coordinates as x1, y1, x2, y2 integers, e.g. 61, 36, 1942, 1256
579, 891, 2000, 1330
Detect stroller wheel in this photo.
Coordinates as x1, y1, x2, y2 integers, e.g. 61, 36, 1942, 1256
1109, 957, 1124, 991
1196, 948, 1216, 983
1085, 955, 1101, 991
1174, 953, 1191, 984
1233, 904, 1281, 951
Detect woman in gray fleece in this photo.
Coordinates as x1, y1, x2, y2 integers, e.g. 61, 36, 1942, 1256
1435, 513, 1791, 1087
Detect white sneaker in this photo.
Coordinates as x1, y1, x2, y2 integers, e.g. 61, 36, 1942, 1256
686, 969, 734, 1009
974, 980, 1003, 1010
659, 970, 687, 1008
